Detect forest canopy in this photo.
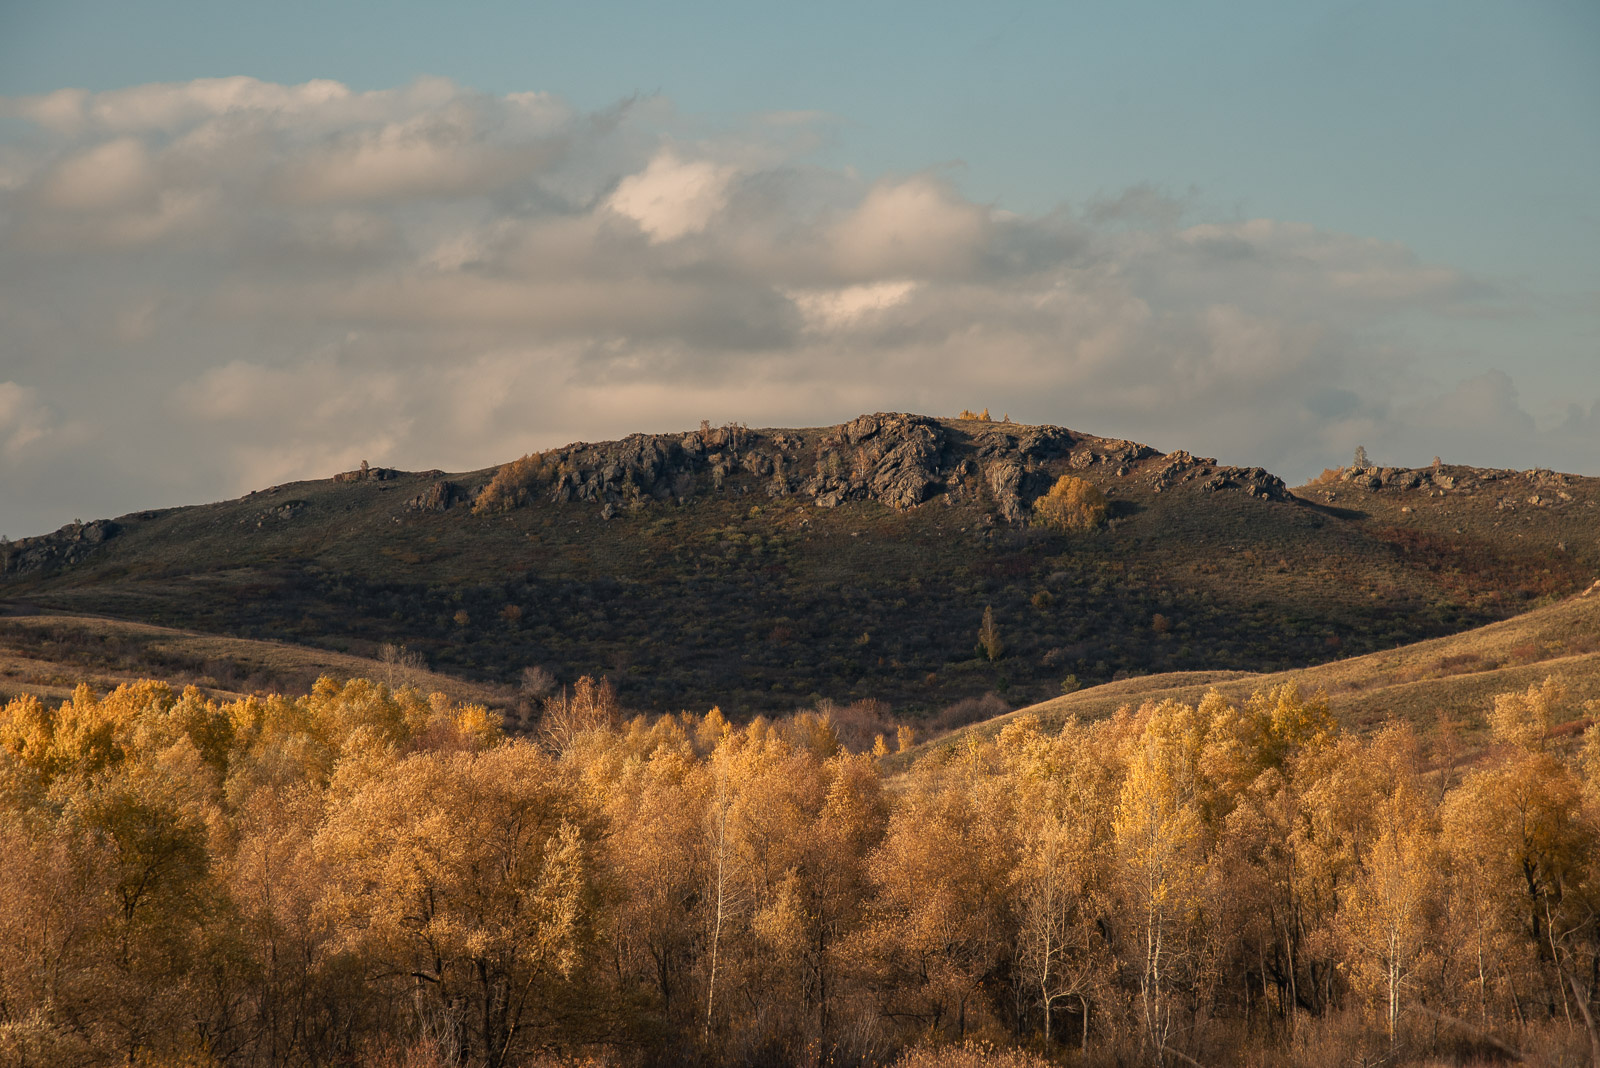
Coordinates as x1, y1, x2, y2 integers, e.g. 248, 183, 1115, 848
0, 676, 1598, 1067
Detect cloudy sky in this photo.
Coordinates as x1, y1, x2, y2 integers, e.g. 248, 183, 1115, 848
1, 1, 1597, 539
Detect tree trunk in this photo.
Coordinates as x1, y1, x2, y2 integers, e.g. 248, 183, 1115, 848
1563, 971, 1600, 1068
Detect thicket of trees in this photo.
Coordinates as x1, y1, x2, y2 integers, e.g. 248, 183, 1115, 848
2, 675, 1598, 1067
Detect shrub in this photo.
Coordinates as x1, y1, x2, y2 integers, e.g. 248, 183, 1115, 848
816, 697, 900, 753
473, 451, 555, 514
1032, 474, 1108, 532
893, 1041, 1052, 1068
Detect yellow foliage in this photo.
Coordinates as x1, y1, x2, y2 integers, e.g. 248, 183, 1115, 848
1031, 474, 1108, 532
472, 450, 555, 513
1, 670, 1598, 1063
1489, 674, 1563, 751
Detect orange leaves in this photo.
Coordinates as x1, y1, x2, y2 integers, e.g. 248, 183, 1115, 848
1489, 675, 1565, 752
1031, 474, 1108, 533
472, 451, 556, 514
3, 669, 1600, 1061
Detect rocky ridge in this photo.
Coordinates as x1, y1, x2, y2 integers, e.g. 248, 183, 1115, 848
485, 412, 1293, 522
1312, 462, 1593, 513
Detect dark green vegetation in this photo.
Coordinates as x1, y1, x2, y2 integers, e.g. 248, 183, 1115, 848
4, 413, 1597, 716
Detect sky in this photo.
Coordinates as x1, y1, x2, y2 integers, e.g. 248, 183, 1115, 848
1, 0, 1597, 539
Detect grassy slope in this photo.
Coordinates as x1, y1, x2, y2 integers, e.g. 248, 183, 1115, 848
0, 611, 512, 711
907, 585, 1600, 763
5, 416, 1599, 715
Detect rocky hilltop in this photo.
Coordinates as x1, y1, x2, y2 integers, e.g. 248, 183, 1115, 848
1313, 460, 1589, 515
9, 413, 1588, 581
462, 412, 1290, 523
4, 412, 1597, 715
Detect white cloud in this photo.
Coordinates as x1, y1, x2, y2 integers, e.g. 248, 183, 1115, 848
606, 150, 737, 242
280, 107, 532, 203
0, 76, 1592, 537
830, 176, 990, 279
787, 280, 918, 331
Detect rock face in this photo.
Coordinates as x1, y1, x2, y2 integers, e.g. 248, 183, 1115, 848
1148, 451, 1290, 501
548, 432, 720, 505
804, 413, 947, 510
473, 413, 1293, 522
407, 480, 467, 512
1200, 468, 1288, 500
1, 519, 120, 576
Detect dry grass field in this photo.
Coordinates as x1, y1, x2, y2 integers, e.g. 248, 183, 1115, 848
0, 609, 513, 710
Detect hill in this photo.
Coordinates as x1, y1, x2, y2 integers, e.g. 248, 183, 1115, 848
0, 607, 513, 712
909, 580, 1600, 763
3, 412, 1597, 714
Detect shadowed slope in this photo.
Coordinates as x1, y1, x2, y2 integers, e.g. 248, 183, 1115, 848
909, 584, 1600, 763
4, 413, 1597, 714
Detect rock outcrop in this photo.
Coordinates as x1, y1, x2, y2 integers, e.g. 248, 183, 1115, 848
1316, 462, 1586, 511
1199, 467, 1288, 500
803, 413, 947, 510
536, 416, 952, 513
333, 461, 400, 483
407, 480, 468, 512
548, 432, 722, 505
1147, 451, 1289, 501
1, 519, 120, 576
473, 413, 1290, 522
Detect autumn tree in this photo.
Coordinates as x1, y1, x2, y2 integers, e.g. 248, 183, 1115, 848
1003, 716, 1115, 1049
585, 714, 712, 1028
1335, 725, 1442, 1043
6, 670, 1600, 1064
473, 451, 555, 514
316, 743, 600, 1068
863, 740, 1017, 1044
1442, 677, 1596, 1030
378, 641, 428, 689
541, 675, 620, 754
977, 606, 1004, 662
1113, 699, 1209, 1058
1032, 475, 1108, 532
